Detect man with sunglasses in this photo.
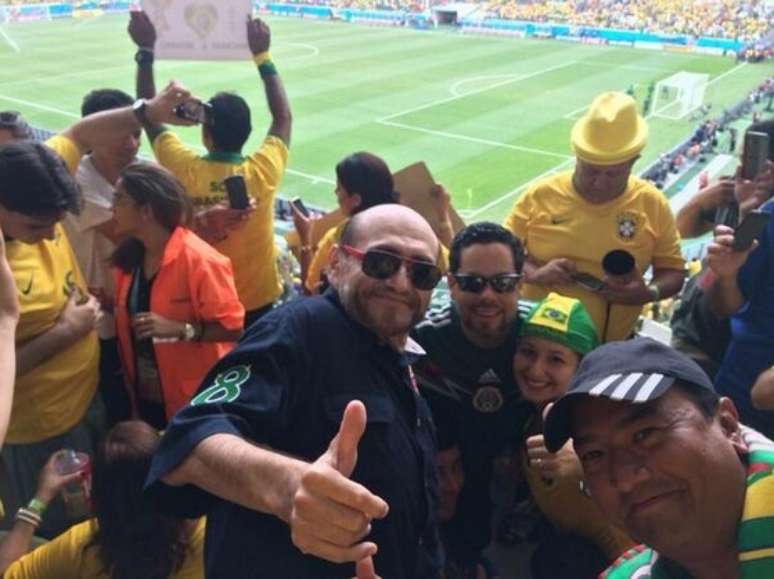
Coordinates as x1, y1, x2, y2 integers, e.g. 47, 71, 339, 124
146, 205, 445, 578
413, 222, 532, 571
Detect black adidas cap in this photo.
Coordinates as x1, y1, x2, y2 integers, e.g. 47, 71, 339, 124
544, 337, 716, 452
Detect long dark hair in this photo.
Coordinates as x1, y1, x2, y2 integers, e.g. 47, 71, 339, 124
89, 421, 190, 579
111, 162, 192, 273
335, 152, 396, 215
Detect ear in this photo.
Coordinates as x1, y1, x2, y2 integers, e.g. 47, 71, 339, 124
327, 244, 343, 287
716, 397, 745, 452
349, 193, 362, 212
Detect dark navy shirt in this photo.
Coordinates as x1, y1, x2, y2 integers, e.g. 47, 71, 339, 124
716, 199, 774, 436
145, 290, 440, 578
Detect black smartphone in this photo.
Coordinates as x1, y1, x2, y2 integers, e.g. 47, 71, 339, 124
174, 100, 213, 125
224, 175, 249, 210
291, 197, 310, 217
733, 210, 770, 251
571, 272, 606, 292
741, 131, 770, 180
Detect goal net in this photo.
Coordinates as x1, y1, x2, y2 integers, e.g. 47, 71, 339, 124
651, 72, 710, 120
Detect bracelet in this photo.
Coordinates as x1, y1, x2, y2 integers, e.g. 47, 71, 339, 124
27, 498, 47, 517
15, 507, 41, 528
258, 61, 278, 78
252, 51, 271, 66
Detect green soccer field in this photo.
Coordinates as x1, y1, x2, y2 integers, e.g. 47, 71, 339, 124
0, 13, 772, 222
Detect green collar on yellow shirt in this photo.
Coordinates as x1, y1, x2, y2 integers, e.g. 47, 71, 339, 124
200, 151, 245, 164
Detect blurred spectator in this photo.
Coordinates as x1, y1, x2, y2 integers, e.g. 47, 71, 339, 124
0, 226, 18, 447
62, 88, 139, 427
0, 84, 191, 538
292, 151, 397, 294
2, 421, 205, 579
0, 112, 31, 145
513, 293, 634, 579
112, 162, 244, 429
504, 91, 685, 342
129, 12, 291, 327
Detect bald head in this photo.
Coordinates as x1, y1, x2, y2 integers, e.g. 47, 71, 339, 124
341, 204, 440, 257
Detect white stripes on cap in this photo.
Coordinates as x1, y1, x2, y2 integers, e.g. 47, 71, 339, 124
586, 372, 666, 402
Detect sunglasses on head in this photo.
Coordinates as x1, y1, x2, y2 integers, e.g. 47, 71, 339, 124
452, 273, 521, 294
340, 245, 442, 291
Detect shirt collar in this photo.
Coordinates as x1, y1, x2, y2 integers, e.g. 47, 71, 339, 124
200, 151, 245, 164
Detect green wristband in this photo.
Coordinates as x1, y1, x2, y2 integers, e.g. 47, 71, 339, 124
27, 498, 47, 517
258, 61, 277, 78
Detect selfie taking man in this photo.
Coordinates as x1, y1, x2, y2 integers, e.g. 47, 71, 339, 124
504, 91, 685, 341
413, 222, 531, 562
0, 86, 191, 537
543, 338, 774, 579
146, 205, 443, 578
129, 12, 291, 325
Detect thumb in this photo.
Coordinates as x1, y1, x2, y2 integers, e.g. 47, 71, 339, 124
326, 400, 367, 477
355, 555, 379, 579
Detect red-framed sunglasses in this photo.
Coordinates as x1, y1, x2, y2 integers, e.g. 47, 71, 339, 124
340, 245, 442, 291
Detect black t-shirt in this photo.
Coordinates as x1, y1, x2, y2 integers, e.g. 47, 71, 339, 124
145, 290, 441, 579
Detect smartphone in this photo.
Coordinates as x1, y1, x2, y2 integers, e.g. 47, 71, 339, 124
291, 197, 310, 217
741, 131, 770, 180
224, 175, 249, 210
733, 209, 770, 251
174, 100, 213, 125
571, 272, 606, 292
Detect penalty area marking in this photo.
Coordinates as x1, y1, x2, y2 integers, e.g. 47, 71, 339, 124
0, 27, 20, 53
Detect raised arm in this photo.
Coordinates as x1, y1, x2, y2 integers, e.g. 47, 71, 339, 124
128, 10, 164, 143
247, 17, 292, 146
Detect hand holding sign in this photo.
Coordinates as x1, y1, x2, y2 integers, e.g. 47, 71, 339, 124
289, 400, 389, 564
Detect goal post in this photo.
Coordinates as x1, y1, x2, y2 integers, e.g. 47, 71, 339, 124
651, 72, 710, 120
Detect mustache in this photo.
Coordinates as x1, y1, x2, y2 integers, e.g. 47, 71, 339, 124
622, 481, 682, 516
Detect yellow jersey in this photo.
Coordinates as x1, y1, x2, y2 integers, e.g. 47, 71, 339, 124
153, 132, 288, 312
6, 136, 98, 444
504, 171, 684, 341
4, 518, 205, 579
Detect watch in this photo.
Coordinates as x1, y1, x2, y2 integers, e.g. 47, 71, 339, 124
131, 99, 148, 125
182, 323, 198, 342
134, 48, 154, 66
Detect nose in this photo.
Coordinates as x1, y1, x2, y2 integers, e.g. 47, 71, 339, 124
384, 262, 413, 292
608, 448, 650, 493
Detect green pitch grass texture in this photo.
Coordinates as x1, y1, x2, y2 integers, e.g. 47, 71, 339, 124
0, 14, 771, 221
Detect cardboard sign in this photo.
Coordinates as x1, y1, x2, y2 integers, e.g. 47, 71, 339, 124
392, 161, 465, 238
142, 0, 253, 60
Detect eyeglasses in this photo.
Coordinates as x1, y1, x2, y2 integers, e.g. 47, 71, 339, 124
452, 273, 522, 294
340, 245, 442, 291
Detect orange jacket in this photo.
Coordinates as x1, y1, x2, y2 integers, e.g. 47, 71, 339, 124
114, 227, 245, 420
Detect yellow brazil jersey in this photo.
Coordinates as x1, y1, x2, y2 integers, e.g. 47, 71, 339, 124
153, 132, 288, 312
4, 517, 205, 578
6, 136, 98, 444
504, 171, 684, 342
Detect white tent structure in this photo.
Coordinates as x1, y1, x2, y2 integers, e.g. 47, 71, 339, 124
651, 72, 710, 120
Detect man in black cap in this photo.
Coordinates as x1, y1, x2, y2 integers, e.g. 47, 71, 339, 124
543, 338, 774, 579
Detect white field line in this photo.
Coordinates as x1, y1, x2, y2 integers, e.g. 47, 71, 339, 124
0, 27, 20, 53
467, 158, 575, 219
0, 94, 78, 118
278, 42, 320, 61
378, 118, 571, 160
379, 60, 576, 123
706, 61, 748, 87
450, 73, 524, 97
580, 61, 670, 73
563, 104, 588, 120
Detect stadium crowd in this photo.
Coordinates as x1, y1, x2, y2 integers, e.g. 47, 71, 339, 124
0, 6, 772, 579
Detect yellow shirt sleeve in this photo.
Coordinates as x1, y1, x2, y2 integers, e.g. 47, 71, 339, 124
152, 131, 199, 178
4, 520, 94, 579
503, 186, 533, 241
306, 224, 341, 294
243, 135, 289, 199
651, 193, 686, 271
43, 135, 82, 176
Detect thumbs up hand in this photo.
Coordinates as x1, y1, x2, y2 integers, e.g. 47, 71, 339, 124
289, 400, 390, 564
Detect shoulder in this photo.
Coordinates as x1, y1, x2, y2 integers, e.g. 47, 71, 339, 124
44, 135, 82, 175
180, 230, 231, 266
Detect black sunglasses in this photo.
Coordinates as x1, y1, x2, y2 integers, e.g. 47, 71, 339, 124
340, 245, 442, 291
452, 273, 521, 294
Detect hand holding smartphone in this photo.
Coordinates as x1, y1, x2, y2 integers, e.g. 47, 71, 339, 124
174, 100, 213, 125
571, 272, 606, 292
732, 209, 770, 251
291, 197, 310, 217
742, 131, 770, 181
224, 175, 250, 210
